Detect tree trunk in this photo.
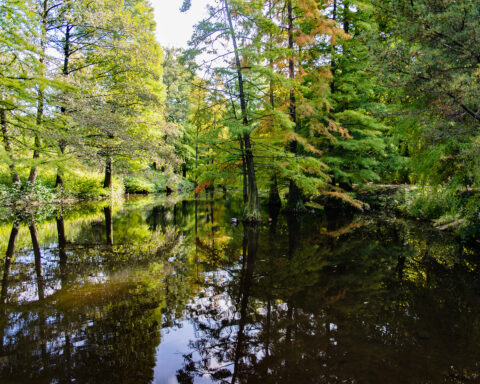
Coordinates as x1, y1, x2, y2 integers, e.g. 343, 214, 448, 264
286, 0, 305, 213
330, 0, 337, 94
0, 109, 20, 184
268, 173, 282, 208
225, 0, 261, 222
239, 136, 248, 204
28, 0, 48, 191
55, 141, 66, 189
103, 156, 113, 189
56, 24, 72, 190
243, 133, 261, 221
182, 162, 187, 178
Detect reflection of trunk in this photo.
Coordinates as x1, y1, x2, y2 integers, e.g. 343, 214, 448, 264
103, 156, 113, 189
159, 206, 167, 234
104, 206, 113, 246
57, 215, 67, 287
286, 0, 305, 213
232, 226, 258, 384
29, 218, 45, 301
284, 215, 300, 367
30, 214, 48, 362
0, 109, 20, 184
1, 223, 20, 304
173, 203, 177, 227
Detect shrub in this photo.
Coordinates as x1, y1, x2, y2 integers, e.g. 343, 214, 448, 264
124, 176, 155, 194
401, 188, 455, 220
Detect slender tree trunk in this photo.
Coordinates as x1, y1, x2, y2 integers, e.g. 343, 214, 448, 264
195, 126, 199, 198
343, 1, 350, 34
55, 141, 66, 189
286, 0, 305, 213
330, 0, 337, 95
239, 136, 248, 204
29, 0, 48, 190
56, 24, 72, 190
103, 156, 113, 189
28, 104, 42, 188
1, 109, 20, 184
268, 173, 282, 208
224, 0, 261, 222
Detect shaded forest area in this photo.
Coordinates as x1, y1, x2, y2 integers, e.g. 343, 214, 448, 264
1, 0, 479, 233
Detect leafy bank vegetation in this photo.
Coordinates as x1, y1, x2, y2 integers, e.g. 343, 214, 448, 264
1, 0, 479, 234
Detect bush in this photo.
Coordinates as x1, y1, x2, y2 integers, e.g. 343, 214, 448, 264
401, 188, 455, 220
124, 176, 155, 194
64, 172, 124, 199
0, 181, 58, 206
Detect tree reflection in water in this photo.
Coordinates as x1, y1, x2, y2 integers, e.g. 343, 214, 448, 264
0, 197, 479, 383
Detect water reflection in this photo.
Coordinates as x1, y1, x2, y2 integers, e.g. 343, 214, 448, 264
0, 196, 479, 383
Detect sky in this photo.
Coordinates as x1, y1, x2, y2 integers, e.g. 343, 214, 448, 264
151, 0, 210, 49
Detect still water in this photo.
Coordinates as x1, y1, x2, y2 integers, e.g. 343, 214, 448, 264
0, 195, 479, 383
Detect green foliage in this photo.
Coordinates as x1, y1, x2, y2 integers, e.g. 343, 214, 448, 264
64, 173, 123, 199
124, 176, 156, 194
400, 189, 456, 221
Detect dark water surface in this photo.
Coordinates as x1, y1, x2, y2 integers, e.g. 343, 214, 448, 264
0, 195, 479, 383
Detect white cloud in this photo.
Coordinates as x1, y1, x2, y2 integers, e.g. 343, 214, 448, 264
151, 0, 210, 49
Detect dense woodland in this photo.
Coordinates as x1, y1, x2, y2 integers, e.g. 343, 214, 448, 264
1, 0, 479, 229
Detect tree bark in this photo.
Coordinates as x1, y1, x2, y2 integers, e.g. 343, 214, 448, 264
330, 0, 337, 94
103, 156, 113, 189
1, 109, 20, 184
28, 0, 48, 190
224, 0, 261, 222
239, 136, 248, 204
268, 173, 282, 208
56, 24, 72, 190
286, 0, 305, 213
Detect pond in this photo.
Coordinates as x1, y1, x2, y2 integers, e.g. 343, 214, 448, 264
0, 195, 479, 383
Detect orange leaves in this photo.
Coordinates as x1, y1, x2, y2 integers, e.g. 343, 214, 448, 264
194, 180, 213, 194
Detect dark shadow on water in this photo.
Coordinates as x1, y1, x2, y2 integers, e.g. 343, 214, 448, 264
0, 197, 479, 383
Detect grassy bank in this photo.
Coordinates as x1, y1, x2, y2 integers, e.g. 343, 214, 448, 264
357, 184, 480, 241
0, 166, 194, 207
